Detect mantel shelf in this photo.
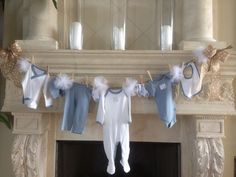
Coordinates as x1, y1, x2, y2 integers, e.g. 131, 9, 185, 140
2, 49, 236, 115
21, 50, 236, 78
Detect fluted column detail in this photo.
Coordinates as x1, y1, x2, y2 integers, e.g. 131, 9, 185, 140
180, 0, 226, 49
22, 0, 57, 41
193, 116, 225, 177
183, 0, 215, 42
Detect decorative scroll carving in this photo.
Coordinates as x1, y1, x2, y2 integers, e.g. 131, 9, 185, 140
176, 75, 234, 103
196, 138, 210, 176
11, 134, 47, 177
195, 75, 234, 102
196, 138, 224, 177
25, 135, 39, 177
11, 135, 28, 177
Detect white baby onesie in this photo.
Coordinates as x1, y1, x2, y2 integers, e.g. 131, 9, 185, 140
43, 74, 53, 107
96, 88, 132, 175
180, 62, 202, 98
22, 64, 53, 109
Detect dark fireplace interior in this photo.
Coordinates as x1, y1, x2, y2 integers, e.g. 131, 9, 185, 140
234, 157, 236, 177
56, 141, 181, 177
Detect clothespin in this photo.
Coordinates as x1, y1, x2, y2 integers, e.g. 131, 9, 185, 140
139, 75, 144, 84
46, 65, 49, 74
83, 75, 89, 87
85, 75, 89, 87
84, 75, 88, 87
31, 56, 35, 64
146, 70, 153, 81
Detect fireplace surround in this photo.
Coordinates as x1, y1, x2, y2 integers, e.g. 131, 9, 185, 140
2, 49, 235, 177
1, 0, 236, 176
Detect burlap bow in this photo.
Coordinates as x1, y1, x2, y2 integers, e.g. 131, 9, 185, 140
0, 42, 23, 88
203, 45, 232, 73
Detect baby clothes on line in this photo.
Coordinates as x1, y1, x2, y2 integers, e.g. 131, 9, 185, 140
49, 77, 65, 99
43, 75, 54, 107
145, 73, 176, 128
61, 83, 92, 134
22, 64, 53, 109
135, 84, 149, 97
96, 88, 132, 175
180, 61, 202, 98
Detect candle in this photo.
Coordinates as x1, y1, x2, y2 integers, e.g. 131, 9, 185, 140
69, 22, 83, 50
112, 27, 126, 50
161, 25, 173, 50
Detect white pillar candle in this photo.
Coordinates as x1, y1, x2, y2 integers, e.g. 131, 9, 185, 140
111, 0, 127, 50
69, 22, 83, 50
112, 27, 125, 50
161, 25, 173, 50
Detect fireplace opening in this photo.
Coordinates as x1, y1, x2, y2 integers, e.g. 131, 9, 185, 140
56, 141, 181, 177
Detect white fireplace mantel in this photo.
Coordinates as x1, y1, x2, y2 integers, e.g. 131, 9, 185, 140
1, 48, 234, 177
2, 49, 236, 115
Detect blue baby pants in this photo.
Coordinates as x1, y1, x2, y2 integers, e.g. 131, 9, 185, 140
145, 73, 176, 128
61, 83, 92, 134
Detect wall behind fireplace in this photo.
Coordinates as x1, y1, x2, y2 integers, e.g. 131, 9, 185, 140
215, 0, 236, 49
0, 123, 15, 177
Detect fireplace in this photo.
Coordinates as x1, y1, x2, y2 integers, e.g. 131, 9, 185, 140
3, 47, 233, 177
56, 141, 181, 177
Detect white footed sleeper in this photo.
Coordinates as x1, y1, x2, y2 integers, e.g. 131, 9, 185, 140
94, 77, 137, 175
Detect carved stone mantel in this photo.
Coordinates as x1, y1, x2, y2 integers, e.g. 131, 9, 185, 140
2, 49, 236, 115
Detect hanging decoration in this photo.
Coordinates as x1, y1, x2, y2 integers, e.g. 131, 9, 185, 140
194, 45, 232, 73
54, 74, 74, 90
0, 42, 23, 87
207, 45, 231, 72
193, 47, 209, 64
17, 58, 31, 73
92, 76, 109, 101
170, 64, 184, 83
0, 42, 233, 126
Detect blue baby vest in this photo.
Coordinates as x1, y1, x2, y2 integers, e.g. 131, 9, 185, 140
145, 73, 176, 128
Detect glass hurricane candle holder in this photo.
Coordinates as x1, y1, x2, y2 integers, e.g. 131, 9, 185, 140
158, 0, 174, 50
110, 0, 127, 50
